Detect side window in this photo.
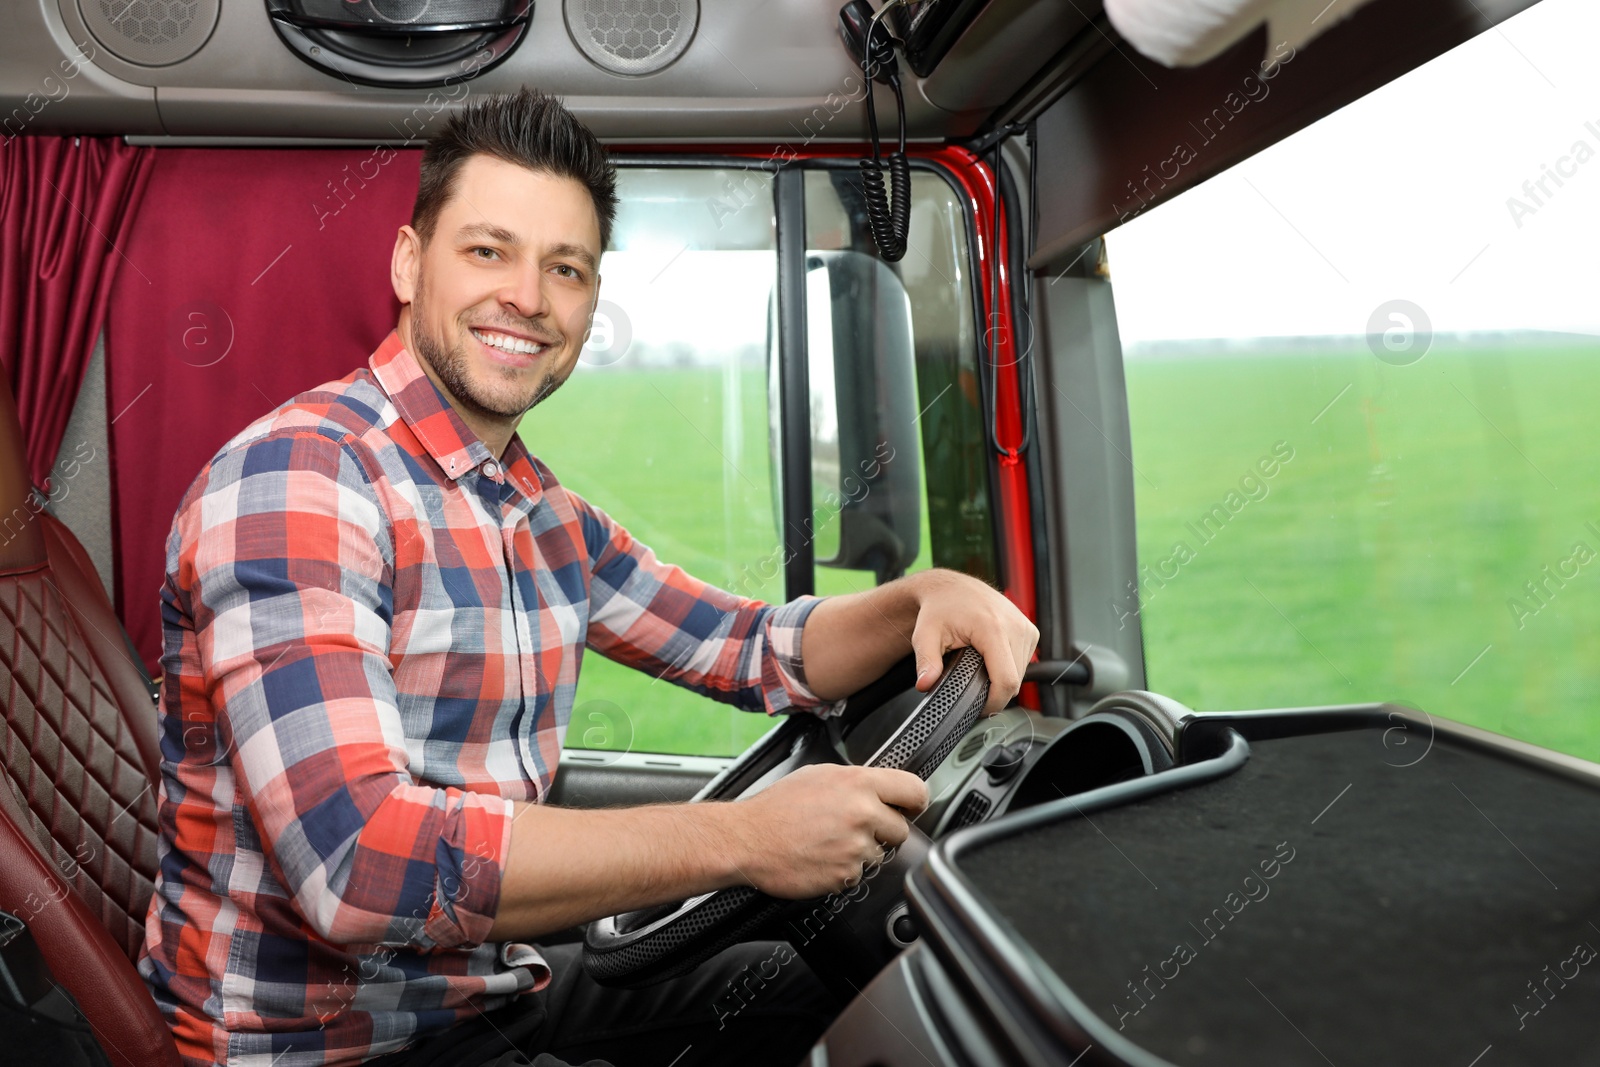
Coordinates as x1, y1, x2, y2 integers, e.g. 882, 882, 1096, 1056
1104, 4, 1600, 759
526, 164, 995, 758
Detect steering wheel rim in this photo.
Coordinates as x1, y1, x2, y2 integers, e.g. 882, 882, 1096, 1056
581, 647, 990, 988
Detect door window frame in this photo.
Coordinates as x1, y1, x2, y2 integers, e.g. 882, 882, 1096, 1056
608, 148, 1035, 626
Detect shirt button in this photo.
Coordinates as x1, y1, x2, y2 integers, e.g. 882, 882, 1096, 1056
483, 461, 499, 478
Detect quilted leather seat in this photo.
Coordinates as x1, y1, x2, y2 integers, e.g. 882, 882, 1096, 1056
0, 374, 180, 1066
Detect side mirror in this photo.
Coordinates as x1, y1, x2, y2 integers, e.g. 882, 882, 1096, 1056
769, 250, 922, 585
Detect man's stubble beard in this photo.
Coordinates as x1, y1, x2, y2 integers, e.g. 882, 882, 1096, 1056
410, 270, 574, 421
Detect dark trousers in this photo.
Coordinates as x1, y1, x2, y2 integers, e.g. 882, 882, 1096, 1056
365, 941, 838, 1067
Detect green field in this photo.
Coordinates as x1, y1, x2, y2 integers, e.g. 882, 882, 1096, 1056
1126, 340, 1600, 762
526, 340, 1600, 763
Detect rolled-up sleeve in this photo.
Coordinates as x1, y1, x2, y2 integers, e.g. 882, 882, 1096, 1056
178, 428, 513, 950
574, 494, 845, 717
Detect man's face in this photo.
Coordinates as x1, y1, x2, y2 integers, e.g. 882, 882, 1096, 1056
394, 155, 602, 426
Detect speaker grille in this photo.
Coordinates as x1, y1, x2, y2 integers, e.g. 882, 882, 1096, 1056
565, 0, 697, 76
78, 0, 218, 66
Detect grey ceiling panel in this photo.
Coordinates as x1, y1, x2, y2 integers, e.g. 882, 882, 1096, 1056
0, 0, 162, 136
0, 0, 1063, 141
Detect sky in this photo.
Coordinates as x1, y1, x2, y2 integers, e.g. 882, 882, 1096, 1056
1105, 0, 1600, 345
582, 248, 775, 364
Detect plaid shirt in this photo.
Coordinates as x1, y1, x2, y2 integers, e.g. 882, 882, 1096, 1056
136, 330, 838, 1067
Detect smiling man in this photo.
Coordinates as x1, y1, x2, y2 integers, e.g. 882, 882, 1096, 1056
137, 88, 1038, 1067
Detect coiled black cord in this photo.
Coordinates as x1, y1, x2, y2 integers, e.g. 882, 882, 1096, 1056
860, 57, 910, 261
860, 151, 910, 262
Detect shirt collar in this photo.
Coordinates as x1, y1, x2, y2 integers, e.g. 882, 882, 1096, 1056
369, 328, 497, 482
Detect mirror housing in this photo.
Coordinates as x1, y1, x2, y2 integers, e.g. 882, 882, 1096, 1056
805, 250, 922, 583
767, 249, 924, 587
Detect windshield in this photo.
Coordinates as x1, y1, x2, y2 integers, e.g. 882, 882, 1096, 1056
1106, 0, 1600, 760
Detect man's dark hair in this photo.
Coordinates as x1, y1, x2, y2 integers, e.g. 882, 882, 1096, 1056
411, 87, 618, 251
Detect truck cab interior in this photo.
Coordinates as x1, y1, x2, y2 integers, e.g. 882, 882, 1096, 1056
5, 0, 1600, 1064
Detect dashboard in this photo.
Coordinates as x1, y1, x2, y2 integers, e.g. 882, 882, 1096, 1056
849, 692, 1190, 841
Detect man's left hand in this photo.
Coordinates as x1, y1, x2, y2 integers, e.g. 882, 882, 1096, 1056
907, 570, 1039, 715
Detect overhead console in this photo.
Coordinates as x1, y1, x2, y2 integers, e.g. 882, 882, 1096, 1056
1, 0, 1113, 142
262, 0, 533, 88
9, 0, 964, 140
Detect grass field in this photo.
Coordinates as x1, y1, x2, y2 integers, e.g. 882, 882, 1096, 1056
525, 339, 1600, 763
1125, 339, 1600, 762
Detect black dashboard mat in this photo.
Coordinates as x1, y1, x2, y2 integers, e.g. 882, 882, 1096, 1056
959, 727, 1600, 1066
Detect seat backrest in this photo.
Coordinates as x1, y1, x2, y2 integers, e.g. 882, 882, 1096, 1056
0, 374, 179, 1067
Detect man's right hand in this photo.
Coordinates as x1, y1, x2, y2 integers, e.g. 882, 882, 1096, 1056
726, 764, 931, 899
487, 763, 930, 940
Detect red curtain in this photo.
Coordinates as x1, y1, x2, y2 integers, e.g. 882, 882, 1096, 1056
106, 147, 421, 672
0, 136, 153, 493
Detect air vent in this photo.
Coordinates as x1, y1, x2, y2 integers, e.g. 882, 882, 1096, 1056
75, 0, 219, 67
266, 0, 531, 88
564, 0, 697, 76
947, 791, 991, 831
956, 732, 986, 763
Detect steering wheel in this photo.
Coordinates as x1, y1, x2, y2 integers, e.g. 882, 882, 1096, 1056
582, 647, 990, 988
